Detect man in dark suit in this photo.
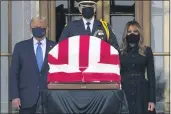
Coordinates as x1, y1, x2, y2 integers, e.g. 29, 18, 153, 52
59, 0, 119, 50
9, 16, 56, 114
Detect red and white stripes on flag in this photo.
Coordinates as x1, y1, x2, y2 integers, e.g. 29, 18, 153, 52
48, 35, 121, 83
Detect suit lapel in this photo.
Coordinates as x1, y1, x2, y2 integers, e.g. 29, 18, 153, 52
78, 19, 87, 33
41, 39, 52, 72
77, 19, 101, 35
29, 38, 40, 72
92, 19, 101, 35
29, 38, 52, 73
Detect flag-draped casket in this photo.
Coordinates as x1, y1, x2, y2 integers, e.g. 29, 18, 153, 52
48, 35, 121, 83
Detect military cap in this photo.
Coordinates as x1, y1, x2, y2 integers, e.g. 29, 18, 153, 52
76, 0, 99, 4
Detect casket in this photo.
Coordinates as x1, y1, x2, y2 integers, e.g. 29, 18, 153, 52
47, 35, 121, 89
36, 35, 129, 114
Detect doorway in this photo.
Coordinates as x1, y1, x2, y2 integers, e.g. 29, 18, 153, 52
37, 0, 171, 113
39, 1, 151, 44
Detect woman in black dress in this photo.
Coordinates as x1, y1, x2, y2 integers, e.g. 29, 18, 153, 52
120, 21, 156, 114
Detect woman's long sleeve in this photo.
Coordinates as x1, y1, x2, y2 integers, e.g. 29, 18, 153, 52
146, 47, 156, 103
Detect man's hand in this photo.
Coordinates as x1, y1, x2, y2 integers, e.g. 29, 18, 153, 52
12, 98, 21, 110
148, 102, 155, 111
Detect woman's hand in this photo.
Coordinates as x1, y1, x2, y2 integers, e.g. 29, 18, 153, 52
148, 102, 155, 111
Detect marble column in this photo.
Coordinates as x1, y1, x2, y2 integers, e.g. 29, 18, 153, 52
1, 1, 9, 113
12, 1, 39, 49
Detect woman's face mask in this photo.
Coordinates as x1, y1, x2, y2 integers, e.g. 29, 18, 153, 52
126, 26, 140, 44
126, 33, 140, 44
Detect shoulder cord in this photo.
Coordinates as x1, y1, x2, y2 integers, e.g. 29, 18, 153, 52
100, 18, 110, 41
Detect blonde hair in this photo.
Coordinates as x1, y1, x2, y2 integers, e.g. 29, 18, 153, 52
120, 21, 146, 56
30, 16, 47, 27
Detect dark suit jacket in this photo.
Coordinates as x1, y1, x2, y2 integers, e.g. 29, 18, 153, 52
9, 38, 56, 108
56, 4, 66, 42
59, 19, 119, 50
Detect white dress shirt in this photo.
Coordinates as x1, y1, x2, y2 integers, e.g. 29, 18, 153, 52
33, 37, 46, 61
82, 17, 94, 32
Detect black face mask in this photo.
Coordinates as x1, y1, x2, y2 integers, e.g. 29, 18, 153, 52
32, 27, 46, 38
82, 7, 94, 19
126, 33, 140, 44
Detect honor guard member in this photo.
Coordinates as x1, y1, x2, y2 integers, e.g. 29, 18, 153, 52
59, 0, 119, 50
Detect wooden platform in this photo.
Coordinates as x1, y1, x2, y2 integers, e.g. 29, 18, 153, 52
48, 83, 120, 90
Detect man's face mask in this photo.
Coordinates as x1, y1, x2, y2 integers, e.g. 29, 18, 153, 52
79, 2, 95, 19
32, 27, 46, 38
82, 7, 94, 19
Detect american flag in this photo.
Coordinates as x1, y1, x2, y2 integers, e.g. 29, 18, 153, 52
48, 35, 121, 83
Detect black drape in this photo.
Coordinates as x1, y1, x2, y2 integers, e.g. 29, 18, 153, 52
36, 90, 129, 114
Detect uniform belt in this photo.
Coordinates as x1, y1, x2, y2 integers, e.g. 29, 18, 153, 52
48, 83, 120, 90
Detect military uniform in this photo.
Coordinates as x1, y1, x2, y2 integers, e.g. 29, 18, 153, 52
58, 0, 119, 50
59, 19, 119, 50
